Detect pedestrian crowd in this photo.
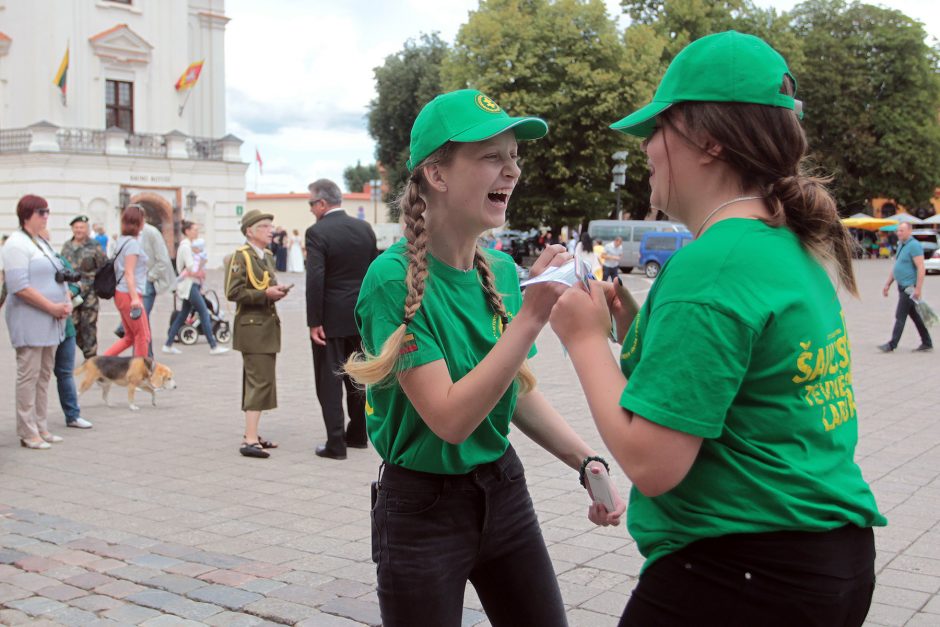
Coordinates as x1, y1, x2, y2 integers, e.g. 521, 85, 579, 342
2, 29, 926, 627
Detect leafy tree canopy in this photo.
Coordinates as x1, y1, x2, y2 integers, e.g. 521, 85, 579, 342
342, 161, 380, 193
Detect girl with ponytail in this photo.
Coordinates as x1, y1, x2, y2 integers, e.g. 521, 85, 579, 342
347, 90, 624, 626
551, 32, 885, 625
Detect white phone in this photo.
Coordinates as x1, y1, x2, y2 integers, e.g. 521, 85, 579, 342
586, 467, 615, 511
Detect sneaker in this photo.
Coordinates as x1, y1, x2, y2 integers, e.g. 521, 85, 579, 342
913, 344, 934, 352
161, 345, 182, 355
209, 346, 230, 355
67, 418, 94, 429
877, 343, 894, 353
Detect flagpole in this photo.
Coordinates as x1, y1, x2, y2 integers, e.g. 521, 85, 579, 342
178, 88, 193, 117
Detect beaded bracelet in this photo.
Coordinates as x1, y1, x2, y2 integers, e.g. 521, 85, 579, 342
579, 455, 610, 487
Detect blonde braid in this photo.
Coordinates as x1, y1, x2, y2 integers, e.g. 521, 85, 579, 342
344, 175, 432, 386
473, 247, 536, 394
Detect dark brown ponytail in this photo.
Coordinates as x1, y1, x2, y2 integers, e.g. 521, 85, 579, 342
668, 76, 859, 296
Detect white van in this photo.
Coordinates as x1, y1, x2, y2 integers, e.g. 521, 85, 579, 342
587, 220, 689, 273
373, 222, 404, 251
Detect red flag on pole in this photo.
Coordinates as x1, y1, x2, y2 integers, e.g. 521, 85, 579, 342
175, 60, 204, 91
255, 148, 263, 175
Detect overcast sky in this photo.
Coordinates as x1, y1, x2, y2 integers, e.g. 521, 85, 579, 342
224, 0, 940, 195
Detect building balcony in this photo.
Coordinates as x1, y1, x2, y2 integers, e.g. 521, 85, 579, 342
0, 121, 243, 162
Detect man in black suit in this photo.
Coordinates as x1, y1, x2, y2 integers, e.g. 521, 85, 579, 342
305, 179, 377, 460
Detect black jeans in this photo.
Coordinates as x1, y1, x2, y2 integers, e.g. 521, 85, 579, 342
889, 285, 932, 349
311, 335, 366, 453
620, 525, 876, 627
602, 266, 620, 281
372, 446, 567, 627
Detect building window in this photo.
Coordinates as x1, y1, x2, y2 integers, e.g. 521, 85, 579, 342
105, 79, 134, 133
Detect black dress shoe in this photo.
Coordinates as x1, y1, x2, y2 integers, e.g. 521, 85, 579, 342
877, 343, 894, 353
315, 445, 347, 460
913, 344, 934, 352
345, 440, 368, 449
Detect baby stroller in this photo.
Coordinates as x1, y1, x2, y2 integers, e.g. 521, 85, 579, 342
169, 289, 232, 346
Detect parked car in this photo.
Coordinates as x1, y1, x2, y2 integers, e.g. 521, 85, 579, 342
911, 230, 939, 261
587, 220, 689, 273
639, 231, 693, 278
925, 250, 940, 275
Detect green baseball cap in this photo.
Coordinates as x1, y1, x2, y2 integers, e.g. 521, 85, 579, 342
611, 30, 800, 138
407, 89, 548, 171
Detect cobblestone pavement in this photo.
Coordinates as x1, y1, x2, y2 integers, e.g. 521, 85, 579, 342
0, 259, 937, 626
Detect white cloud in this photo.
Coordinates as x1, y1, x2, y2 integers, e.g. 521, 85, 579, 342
225, 0, 938, 193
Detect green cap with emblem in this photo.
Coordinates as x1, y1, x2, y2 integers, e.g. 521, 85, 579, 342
610, 30, 801, 139
407, 89, 548, 171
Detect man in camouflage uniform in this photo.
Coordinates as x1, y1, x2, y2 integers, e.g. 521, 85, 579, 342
61, 215, 107, 359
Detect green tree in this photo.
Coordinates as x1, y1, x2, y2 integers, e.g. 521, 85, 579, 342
343, 160, 380, 193
368, 33, 449, 220
791, 0, 940, 211
444, 0, 656, 230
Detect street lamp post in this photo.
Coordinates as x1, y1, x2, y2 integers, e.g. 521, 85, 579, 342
611, 151, 628, 220
369, 178, 381, 224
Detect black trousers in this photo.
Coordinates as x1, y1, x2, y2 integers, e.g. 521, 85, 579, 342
312, 334, 366, 454
602, 265, 620, 281
372, 447, 567, 627
620, 525, 876, 627
889, 285, 932, 349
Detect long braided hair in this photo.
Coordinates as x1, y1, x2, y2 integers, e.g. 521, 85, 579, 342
344, 143, 536, 392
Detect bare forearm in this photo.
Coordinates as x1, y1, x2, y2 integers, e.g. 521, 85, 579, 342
409, 315, 542, 443
566, 336, 636, 470
125, 257, 138, 296
512, 389, 595, 470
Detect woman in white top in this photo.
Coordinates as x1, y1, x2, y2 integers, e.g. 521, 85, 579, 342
575, 231, 602, 279
2, 195, 70, 449
287, 228, 305, 273
163, 220, 228, 355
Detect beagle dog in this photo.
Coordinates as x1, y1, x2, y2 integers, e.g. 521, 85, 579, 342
75, 356, 177, 411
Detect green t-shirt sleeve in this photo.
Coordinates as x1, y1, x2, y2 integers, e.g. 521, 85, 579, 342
358, 279, 444, 371
620, 301, 757, 438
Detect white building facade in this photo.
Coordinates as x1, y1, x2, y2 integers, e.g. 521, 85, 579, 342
0, 0, 246, 267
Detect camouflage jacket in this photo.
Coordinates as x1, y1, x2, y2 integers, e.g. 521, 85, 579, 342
61, 238, 107, 304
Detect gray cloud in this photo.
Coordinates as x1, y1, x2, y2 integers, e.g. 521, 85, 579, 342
227, 87, 368, 136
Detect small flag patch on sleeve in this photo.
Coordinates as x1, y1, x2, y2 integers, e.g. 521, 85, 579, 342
400, 333, 418, 355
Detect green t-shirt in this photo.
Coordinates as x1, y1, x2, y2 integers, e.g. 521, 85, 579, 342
619, 219, 886, 570
356, 239, 535, 474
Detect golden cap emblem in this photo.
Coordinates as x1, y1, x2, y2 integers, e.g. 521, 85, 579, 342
475, 94, 501, 113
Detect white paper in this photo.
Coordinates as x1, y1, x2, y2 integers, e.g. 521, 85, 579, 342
520, 258, 592, 289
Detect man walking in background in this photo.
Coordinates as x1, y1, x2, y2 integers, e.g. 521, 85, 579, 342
880, 222, 932, 352
601, 236, 623, 282
305, 178, 377, 460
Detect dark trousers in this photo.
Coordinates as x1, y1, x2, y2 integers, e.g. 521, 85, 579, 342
602, 265, 619, 281
889, 285, 932, 349
620, 525, 876, 627
372, 447, 567, 627
166, 283, 218, 349
312, 335, 366, 453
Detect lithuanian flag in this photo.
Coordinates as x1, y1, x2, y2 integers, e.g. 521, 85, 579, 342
175, 60, 204, 91
53, 45, 68, 105
400, 333, 418, 355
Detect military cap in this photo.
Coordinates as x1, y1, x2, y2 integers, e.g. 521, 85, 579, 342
240, 209, 275, 235
70, 214, 90, 226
